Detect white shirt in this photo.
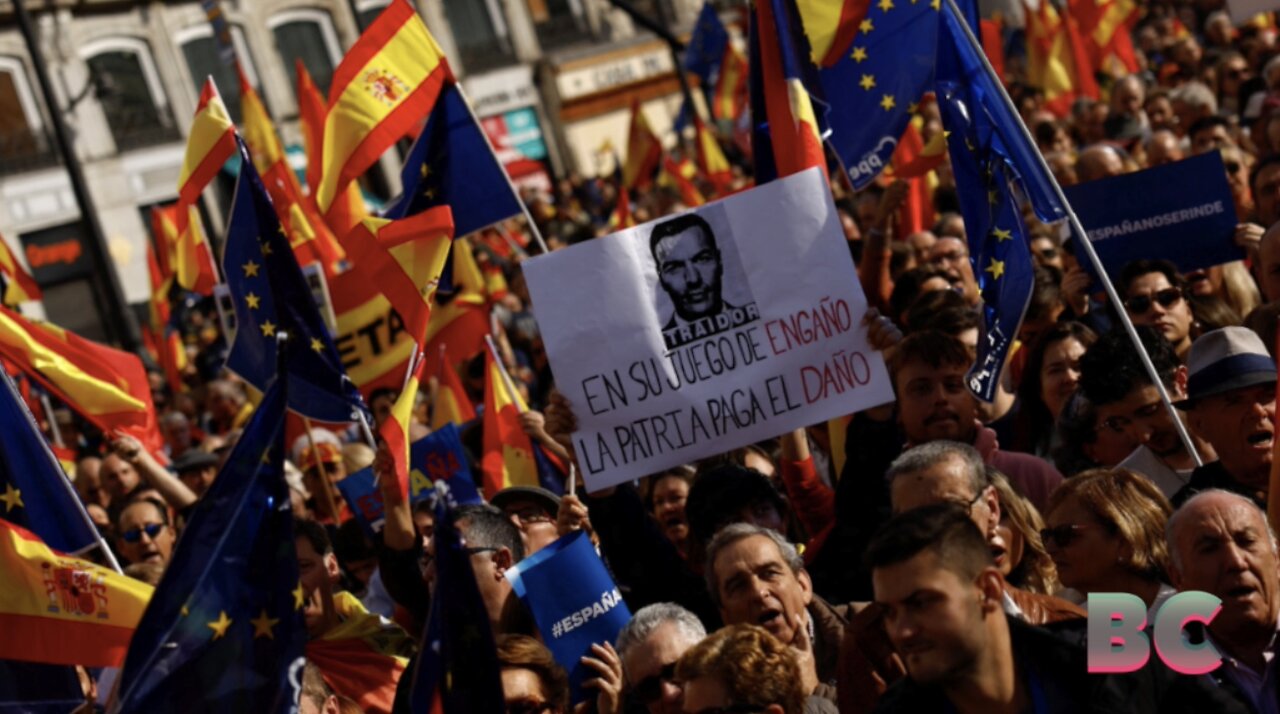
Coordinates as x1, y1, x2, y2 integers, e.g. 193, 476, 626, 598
1118, 445, 1193, 500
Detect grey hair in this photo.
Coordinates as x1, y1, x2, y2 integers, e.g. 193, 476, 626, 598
456, 504, 525, 562
1165, 489, 1279, 573
615, 603, 706, 678
704, 522, 803, 608
1170, 82, 1217, 114
886, 440, 989, 501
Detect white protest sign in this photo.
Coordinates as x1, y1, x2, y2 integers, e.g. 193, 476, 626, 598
1227, 0, 1280, 24
523, 168, 895, 491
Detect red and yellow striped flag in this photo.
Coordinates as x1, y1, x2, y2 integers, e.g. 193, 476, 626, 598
318, 0, 451, 236
658, 155, 705, 207
481, 347, 537, 498
712, 43, 749, 123
430, 349, 475, 430
1025, 0, 1099, 116
297, 60, 365, 258
756, 0, 827, 180
0, 518, 153, 667
623, 99, 663, 189
379, 355, 425, 501
0, 231, 40, 306
174, 78, 233, 295
693, 115, 732, 194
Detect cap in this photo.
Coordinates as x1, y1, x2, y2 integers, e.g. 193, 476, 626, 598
172, 449, 219, 474
490, 486, 561, 516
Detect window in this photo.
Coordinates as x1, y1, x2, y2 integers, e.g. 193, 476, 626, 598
0, 57, 56, 174
526, 0, 590, 47
82, 38, 178, 151
177, 25, 258, 123
442, 0, 513, 71
355, 0, 390, 30
269, 10, 343, 99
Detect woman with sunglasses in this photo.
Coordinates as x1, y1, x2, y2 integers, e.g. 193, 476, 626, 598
497, 634, 572, 714
1119, 260, 1195, 362
1041, 469, 1176, 615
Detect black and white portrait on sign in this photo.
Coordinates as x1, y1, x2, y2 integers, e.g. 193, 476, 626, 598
648, 209, 758, 349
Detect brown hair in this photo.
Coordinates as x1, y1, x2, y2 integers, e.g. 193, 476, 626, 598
990, 471, 1060, 595
888, 330, 971, 386
1046, 468, 1173, 581
675, 625, 806, 714
495, 634, 570, 713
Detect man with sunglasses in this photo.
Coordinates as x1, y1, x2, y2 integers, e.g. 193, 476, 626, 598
115, 497, 174, 568
1079, 326, 1212, 500
1119, 259, 1195, 362
615, 603, 707, 714
1175, 327, 1277, 508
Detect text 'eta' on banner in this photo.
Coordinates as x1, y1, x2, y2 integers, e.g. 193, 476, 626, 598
523, 167, 895, 492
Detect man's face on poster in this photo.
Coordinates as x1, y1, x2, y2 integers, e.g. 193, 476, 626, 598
654, 226, 723, 322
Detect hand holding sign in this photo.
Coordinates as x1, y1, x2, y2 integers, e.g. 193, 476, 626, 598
576, 641, 623, 714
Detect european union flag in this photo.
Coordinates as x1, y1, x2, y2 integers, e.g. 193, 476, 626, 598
383, 83, 522, 237
409, 494, 504, 713
685, 3, 729, 86
0, 370, 98, 555
223, 136, 365, 423
114, 377, 304, 712
809, 0, 939, 189
935, 0, 1044, 401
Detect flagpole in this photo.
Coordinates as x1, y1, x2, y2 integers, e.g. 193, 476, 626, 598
453, 85, 551, 255
484, 335, 525, 415
941, 0, 1202, 466
0, 370, 123, 573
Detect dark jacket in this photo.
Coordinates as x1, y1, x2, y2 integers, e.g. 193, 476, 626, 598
809, 595, 860, 702
871, 616, 1251, 714
1172, 460, 1268, 508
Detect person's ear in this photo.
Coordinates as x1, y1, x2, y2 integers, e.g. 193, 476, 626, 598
797, 567, 814, 605
323, 552, 341, 584
976, 568, 1004, 612
763, 705, 785, 714
492, 547, 514, 578
1174, 365, 1189, 399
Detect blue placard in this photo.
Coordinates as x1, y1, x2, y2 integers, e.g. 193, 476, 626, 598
506, 531, 632, 704
335, 423, 481, 536
1064, 152, 1241, 282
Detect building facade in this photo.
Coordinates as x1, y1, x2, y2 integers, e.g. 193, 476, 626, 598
0, 0, 704, 343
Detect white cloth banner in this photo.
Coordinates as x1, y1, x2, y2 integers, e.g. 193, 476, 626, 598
523, 168, 895, 491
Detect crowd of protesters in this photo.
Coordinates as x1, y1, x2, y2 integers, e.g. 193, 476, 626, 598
33, 0, 1280, 712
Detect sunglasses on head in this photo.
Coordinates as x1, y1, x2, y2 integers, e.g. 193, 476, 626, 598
633, 662, 678, 703
121, 523, 165, 543
1124, 287, 1182, 315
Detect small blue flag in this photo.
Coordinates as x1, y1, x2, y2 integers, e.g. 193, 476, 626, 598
222, 136, 365, 423
409, 497, 505, 713
686, 3, 730, 86
507, 530, 632, 704
114, 376, 305, 712
0, 370, 98, 555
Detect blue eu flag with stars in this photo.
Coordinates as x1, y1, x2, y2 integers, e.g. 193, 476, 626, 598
685, 3, 730, 87
114, 376, 305, 712
0, 369, 99, 555
223, 136, 364, 423
935, 0, 1045, 402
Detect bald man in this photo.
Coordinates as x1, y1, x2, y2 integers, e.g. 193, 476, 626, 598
1076, 144, 1129, 182
1145, 129, 1185, 167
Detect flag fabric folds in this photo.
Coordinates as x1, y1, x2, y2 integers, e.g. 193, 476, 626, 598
1025, 0, 1099, 116
712, 43, 750, 123
317, 0, 450, 235
409, 497, 505, 714
431, 350, 476, 430
0, 307, 165, 459
1069, 0, 1139, 74
379, 354, 425, 502
174, 78, 232, 295
0, 519, 153, 668
798, 0, 939, 189
750, 0, 828, 185
223, 137, 365, 423
0, 232, 39, 306
935, 1, 1043, 401
481, 347, 538, 498
693, 115, 733, 193
383, 82, 524, 238
685, 3, 730, 87
114, 378, 305, 712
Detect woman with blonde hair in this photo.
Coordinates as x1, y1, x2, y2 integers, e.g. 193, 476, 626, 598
1042, 468, 1175, 616
990, 470, 1060, 596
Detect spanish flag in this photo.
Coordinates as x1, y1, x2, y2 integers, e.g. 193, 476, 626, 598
379, 354, 425, 501
658, 155, 706, 207
317, 0, 450, 236
174, 78, 232, 295
623, 98, 663, 189
752, 0, 827, 181
341, 207, 455, 346
0, 231, 40, 307
693, 115, 732, 194
888, 113, 944, 236
712, 43, 749, 123
0, 518, 153, 667
481, 346, 538, 497
0, 307, 165, 460
1025, 0, 1099, 116
1068, 0, 1139, 74
607, 154, 636, 231
430, 349, 475, 430
297, 60, 365, 256
794, 0, 870, 67
306, 592, 414, 714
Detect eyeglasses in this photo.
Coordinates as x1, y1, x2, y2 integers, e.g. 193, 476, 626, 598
1034, 247, 1059, 260
121, 523, 165, 543
506, 700, 554, 714
1040, 523, 1102, 548
1224, 160, 1242, 174
633, 662, 679, 703
947, 488, 987, 514
1123, 287, 1183, 315
1100, 400, 1163, 434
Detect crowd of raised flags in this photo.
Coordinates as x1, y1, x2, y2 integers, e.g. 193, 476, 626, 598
0, 0, 1276, 710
